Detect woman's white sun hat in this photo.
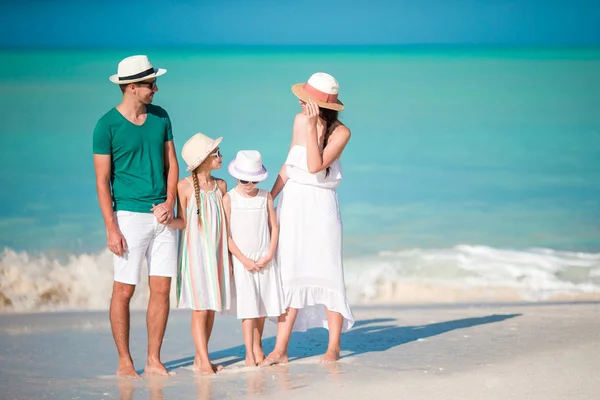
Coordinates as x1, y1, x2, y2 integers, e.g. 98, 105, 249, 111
228, 150, 268, 182
182, 133, 223, 172
291, 72, 344, 111
109, 55, 167, 84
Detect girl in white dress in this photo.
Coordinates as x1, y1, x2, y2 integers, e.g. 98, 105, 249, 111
222, 150, 286, 367
262, 73, 355, 366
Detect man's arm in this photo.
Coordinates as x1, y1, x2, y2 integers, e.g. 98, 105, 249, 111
164, 140, 179, 220
154, 140, 179, 224
94, 154, 127, 256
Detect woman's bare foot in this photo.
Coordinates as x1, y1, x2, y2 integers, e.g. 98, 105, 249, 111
253, 347, 265, 364
320, 349, 340, 364
260, 351, 288, 367
116, 359, 140, 379
144, 359, 171, 376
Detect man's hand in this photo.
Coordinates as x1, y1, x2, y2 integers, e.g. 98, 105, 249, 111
107, 226, 127, 256
152, 201, 174, 225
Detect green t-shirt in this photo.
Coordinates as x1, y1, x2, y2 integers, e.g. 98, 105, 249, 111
93, 104, 173, 213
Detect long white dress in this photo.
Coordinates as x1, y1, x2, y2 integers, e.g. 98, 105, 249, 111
229, 188, 286, 319
277, 145, 355, 332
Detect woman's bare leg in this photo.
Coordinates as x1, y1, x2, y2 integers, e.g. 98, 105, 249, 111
321, 309, 343, 363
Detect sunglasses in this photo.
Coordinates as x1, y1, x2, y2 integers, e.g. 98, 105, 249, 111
240, 180, 259, 185
210, 150, 222, 158
136, 80, 157, 89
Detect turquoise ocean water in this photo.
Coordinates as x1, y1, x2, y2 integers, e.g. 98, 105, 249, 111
1, 47, 600, 311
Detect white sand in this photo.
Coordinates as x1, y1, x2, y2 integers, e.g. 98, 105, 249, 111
1, 302, 599, 399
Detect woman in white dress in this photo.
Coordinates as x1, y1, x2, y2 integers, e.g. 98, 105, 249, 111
222, 150, 286, 367
262, 73, 355, 365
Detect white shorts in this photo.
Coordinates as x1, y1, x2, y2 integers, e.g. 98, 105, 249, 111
113, 211, 178, 285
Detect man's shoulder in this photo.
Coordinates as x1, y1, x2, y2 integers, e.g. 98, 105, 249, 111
97, 107, 119, 123
146, 104, 170, 119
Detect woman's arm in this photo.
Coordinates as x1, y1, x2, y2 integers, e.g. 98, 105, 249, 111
270, 164, 288, 199
256, 192, 279, 268
304, 99, 351, 174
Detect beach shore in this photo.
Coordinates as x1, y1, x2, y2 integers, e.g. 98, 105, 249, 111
1, 302, 598, 400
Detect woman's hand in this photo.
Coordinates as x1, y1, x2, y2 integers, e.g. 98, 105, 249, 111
305, 99, 320, 128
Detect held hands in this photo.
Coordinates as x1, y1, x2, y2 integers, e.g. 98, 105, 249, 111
107, 226, 127, 257
151, 201, 174, 225
255, 255, 272, 269
242, 257, 260, 272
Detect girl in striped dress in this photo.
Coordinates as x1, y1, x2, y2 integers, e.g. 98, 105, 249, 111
168, 132, 231, 375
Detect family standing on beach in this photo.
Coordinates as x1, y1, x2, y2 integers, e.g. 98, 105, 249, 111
92, 55, 355, 378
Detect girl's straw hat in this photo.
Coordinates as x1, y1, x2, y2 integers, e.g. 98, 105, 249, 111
291, 72, 344, 111
228, 150, 268, 182
109, 55, 166, 84
182, 133, 222, 172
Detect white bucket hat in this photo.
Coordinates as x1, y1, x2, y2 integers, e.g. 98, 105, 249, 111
291, 72, 344, 111
109, 55, 167, 84
228, 150, 268, 182
182, 133, 223, 172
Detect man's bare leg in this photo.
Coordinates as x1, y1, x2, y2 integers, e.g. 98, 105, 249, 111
261, 308, 297, 366
110, 281, 139, 378
321, 309, 343, 363
144, 276, 171, 375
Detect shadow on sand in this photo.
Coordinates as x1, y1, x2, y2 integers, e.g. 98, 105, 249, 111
163, 313, 521, 371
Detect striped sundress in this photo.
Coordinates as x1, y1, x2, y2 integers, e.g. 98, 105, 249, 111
177, 178, 231, 311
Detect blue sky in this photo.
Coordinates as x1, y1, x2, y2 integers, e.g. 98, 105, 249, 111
2, 0, 599, 47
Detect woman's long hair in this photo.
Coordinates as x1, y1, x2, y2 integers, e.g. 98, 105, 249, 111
319, 108, 339, 177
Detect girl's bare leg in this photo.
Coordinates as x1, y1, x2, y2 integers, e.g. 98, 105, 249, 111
261, 308, 297, 366
191, 310, 215, 374
242, 318, 257, 366
253, 317, 266, 364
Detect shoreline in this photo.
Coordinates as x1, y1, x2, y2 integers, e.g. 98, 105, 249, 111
1, 302, 599, 399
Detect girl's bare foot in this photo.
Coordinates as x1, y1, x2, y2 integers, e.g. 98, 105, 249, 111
253, 347, 265, 364
193, 360, 223, 374
320, 349, 340, 364
245, 355, 258, 367
260, 351, 288, 366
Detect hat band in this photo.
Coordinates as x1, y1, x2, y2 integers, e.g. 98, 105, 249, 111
233, 163, 265, 176
303, 82, 338, 103
118, 67, 155, 81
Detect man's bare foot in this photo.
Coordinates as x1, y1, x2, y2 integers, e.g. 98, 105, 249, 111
245, 355, 257, 367
260, 351, 288, 367
144, 359, 171, 376
116, 361, 141, 379
253, 347, 265, 364
320, 349, 340, 364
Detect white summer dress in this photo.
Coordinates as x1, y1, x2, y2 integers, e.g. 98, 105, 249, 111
228, 188, 286, 319
276, 145, 355, 332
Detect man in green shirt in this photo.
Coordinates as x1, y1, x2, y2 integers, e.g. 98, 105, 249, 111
93, 55, 179, 378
